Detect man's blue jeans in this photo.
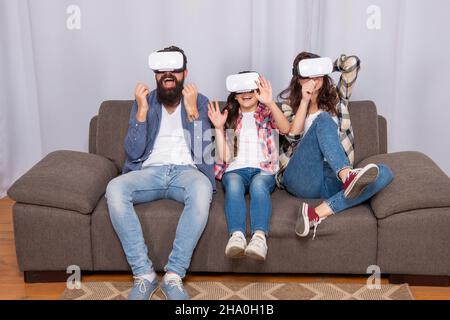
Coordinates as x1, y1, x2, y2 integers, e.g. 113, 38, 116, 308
282, 112, 393, 213
222, 168, 276, 236
105, 165, 213, 278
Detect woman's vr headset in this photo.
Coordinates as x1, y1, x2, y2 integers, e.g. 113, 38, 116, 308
226, 72, 260, 93
148, 51, 185, 73
292, 57, 333, 79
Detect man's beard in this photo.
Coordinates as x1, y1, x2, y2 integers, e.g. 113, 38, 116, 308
156, 73, 184, 106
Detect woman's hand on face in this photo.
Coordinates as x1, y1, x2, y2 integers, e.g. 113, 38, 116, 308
255, 76, 274, 105
208, 101, 228, 130
301, 79, 317, 103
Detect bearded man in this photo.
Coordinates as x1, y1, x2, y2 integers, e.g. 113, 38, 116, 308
105, 46, 215, 300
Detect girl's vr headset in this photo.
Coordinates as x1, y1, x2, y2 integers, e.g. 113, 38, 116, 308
226, 72, 260, 93
148, 51, 185, 73
292, 57, 333, 78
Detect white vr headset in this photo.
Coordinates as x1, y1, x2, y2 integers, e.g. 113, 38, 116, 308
148, 51, 185, 72
226, 72, 260, 93
294, 57, 333, 78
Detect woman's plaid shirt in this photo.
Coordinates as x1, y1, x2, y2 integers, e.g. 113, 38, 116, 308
275, 54, 361, 188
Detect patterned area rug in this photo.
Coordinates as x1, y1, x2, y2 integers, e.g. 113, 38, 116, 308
60, 281, 414, 300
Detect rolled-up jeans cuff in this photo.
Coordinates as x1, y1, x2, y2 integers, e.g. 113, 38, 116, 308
325, 200, 337, 215
229, 228, 246, 237
336, 166, 352, 181
164, 266, 186, 279
135, 266, 155, 278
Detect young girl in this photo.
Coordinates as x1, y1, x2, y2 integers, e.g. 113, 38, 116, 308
208, 73, 290, 260
277, 52, 394, 239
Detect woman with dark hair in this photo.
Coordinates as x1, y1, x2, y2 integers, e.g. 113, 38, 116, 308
277, 52, 394, 239
208, 73, 290, 261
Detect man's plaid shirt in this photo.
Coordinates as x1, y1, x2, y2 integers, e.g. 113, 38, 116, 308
275, 54, 361, 188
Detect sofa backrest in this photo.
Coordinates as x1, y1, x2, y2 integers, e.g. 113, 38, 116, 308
95, 101, 134, 171
90, 100, 385, 171
348, 100, 382, 164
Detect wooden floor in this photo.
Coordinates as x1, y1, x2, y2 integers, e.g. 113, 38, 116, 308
1, 197, 449, 300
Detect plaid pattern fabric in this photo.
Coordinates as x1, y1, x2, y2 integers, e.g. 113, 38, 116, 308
275, 55, 360, 188
214, 103, 279, 180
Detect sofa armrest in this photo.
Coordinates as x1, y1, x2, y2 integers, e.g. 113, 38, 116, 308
7, 150, 118, 214
358, 152, 450, 219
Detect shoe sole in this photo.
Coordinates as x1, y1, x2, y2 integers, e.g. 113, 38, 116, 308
160, 286, 189, 300
344, 164, 379, 200
225, 246, 246, 259
128, 284, 159, 300
244, 248, 266, 261
295, 203, 310, 237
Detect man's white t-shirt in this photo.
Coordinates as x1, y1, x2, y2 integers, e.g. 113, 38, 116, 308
142, 104, 195, 167
226, 111, 267, 173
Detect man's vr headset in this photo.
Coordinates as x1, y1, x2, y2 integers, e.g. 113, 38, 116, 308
148, 51, 186, 73
226, 72, 260, 93
292, 57, 333, 79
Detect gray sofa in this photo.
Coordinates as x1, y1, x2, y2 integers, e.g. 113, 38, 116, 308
7, 100, 450, 285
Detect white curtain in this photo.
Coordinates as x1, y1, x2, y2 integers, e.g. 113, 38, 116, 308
0, 0, 42, 198
1, 0, 450, 196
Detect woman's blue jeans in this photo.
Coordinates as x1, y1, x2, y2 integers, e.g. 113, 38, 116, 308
222, 168, 276, 236
282, 112, 393, 214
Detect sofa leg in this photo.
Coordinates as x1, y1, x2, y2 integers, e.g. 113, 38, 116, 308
389, 274, 450, 287
24, 271, 74, 283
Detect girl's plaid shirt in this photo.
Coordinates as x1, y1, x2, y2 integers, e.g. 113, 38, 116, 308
214, 103, 279, 180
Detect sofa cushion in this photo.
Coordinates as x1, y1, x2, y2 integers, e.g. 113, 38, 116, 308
92, 184, 378, 274
377, 207, 450, 276
7, 150, 118, 214
13, 203, 94, 271
358, 152, 450, 219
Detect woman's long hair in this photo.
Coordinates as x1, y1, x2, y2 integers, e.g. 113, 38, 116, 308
278, 52, 339, 115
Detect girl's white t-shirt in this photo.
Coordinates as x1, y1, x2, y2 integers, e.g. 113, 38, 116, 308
226, 111, 267, 173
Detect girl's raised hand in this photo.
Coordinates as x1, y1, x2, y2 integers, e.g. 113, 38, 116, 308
255, 76, 274, 105
208, 101, 228, 129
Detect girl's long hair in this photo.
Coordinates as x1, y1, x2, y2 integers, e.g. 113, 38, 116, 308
278, 52, 339, 115
223, 71, 257, 156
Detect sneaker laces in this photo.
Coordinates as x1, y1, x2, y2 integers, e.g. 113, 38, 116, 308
133, 276, 148, 294
345, 169, 360, 183
230, 232, 245, 243
250, 235, 266, 249
311, 218, 323, 240
166, 276, 184, 293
